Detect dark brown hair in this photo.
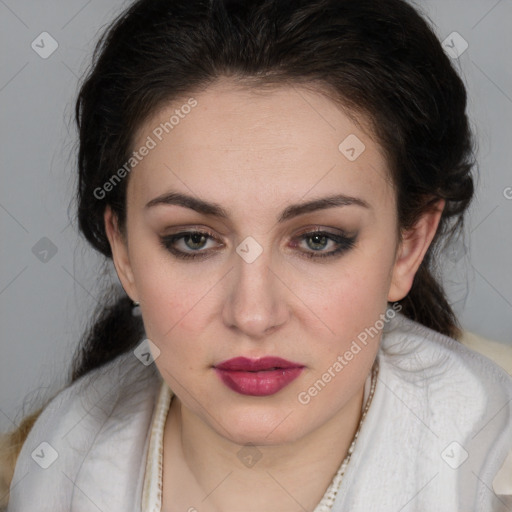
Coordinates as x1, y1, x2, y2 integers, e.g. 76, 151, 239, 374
1, 0, 476, 499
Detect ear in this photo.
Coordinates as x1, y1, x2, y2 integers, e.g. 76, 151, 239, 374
104, 205, 138, 302
388, 199, 445, 302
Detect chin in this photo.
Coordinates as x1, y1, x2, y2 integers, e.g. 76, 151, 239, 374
213, 406, 305, 447
222, 428, 302, 448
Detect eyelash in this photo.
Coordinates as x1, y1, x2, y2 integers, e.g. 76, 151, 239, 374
159, 229, 357, 261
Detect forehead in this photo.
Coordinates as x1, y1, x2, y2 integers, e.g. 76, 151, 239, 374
128, 80, 393, 211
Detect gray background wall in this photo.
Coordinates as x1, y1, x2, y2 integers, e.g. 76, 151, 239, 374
1, 0, 511, 434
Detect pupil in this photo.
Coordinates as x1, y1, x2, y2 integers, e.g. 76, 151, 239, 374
187, 233, 206, 249
309, 234, 327, 250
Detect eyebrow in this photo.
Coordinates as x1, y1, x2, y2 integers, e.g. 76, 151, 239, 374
145, 191, 371, 222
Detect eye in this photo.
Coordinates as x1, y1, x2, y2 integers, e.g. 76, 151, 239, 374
160, 229, 221, 260
290, 229, 357, 259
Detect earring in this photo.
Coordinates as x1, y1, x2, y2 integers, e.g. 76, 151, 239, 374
132, 300, 141, 317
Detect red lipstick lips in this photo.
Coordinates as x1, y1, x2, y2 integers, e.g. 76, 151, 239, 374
214, 357, 304, 396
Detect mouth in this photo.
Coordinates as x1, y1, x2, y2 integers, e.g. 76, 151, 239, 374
213, 357, 305, 396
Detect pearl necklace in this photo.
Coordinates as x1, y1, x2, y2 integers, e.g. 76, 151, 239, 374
313, 359, 380, 512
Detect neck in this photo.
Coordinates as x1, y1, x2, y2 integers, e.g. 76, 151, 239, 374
164, 384, 366, 511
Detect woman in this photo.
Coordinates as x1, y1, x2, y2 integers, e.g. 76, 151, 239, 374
2, 0, 512, 510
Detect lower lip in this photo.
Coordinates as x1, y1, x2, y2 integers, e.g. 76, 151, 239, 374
214, 367, 304, 396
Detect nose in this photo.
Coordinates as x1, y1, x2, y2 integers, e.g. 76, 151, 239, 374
222, 247, 289, 339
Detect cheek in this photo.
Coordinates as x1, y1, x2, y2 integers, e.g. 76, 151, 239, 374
133, 268, 212, 378
324, 246, 395, 306
127, 238, 214, 338
308, 249, 396, 351
136, 271, 213, 342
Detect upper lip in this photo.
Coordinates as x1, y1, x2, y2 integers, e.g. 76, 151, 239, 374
214, 356, 304, 372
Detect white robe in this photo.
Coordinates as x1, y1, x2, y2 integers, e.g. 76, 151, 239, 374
6, 312, 512, 511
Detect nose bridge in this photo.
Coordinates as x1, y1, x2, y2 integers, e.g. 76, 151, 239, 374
223, 241, 287, 337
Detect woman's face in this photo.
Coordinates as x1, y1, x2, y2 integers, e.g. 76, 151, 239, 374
105, 79, 439, 445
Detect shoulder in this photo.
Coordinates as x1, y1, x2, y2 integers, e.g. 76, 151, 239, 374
378, 313, 512, 500
458, 329, 512, 375
334, 313, 512, 509
378, 312, 512, 429
6, 349, 163, 511
380, 312, 512, 398
22, 348, 161, 441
